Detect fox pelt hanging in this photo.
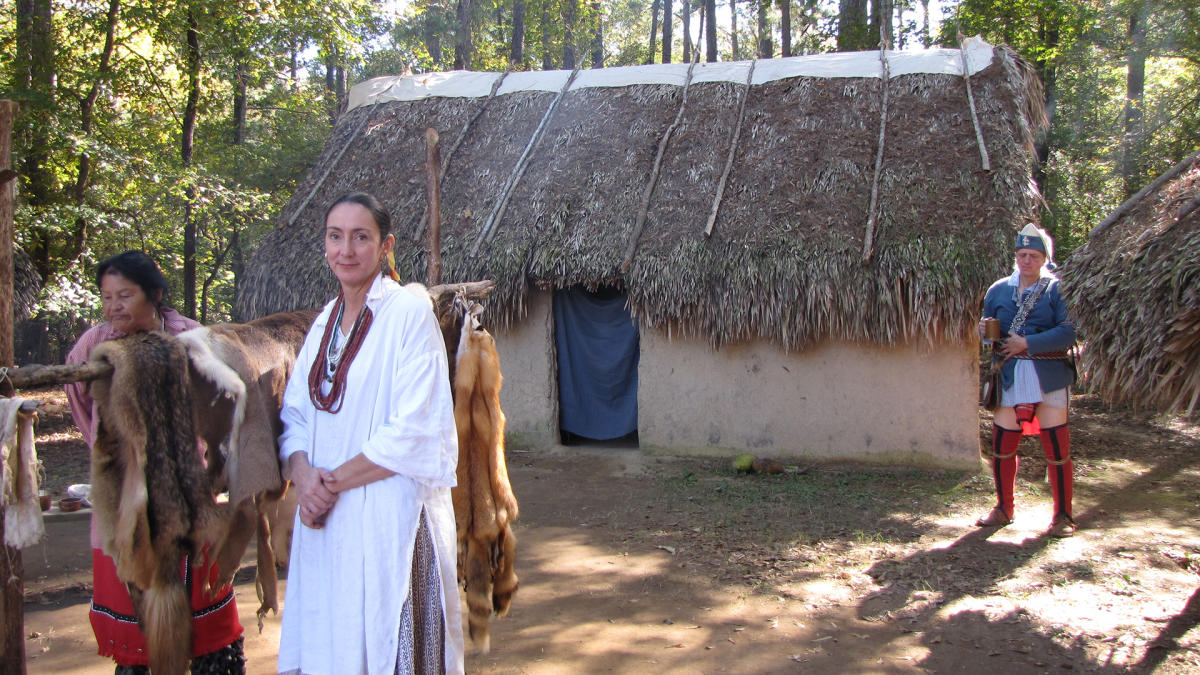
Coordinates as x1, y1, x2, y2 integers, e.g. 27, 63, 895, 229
448, 298, 519, 653
89, 332, 225, 675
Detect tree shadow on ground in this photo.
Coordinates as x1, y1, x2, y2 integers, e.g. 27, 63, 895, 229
1134, 585, 1200, 673
857, 406, 1200, 672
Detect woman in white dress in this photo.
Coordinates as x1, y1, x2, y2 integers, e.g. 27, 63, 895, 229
277, 192, 464, 674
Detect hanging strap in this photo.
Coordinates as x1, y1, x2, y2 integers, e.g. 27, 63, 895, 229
1009, 277, 1050, 335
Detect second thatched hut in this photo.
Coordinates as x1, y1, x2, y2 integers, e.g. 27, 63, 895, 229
239, 39, 1045, 468
1060, 152, 1200, 417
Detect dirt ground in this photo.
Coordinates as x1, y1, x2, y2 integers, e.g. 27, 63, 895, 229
16, 389, 1200, 674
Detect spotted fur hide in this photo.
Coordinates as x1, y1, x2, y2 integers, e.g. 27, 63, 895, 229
449, 300, 519, 653
177, 309, 317, 623
89, 332, 224, 675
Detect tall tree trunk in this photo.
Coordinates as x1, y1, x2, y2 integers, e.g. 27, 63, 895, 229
182, 7, 201, 319
324, 46, 337, 125
199, 237, 229, 325
682, 0, 692, 63
591, 2, 604, 67
705, 0, 717, 61
1031, 15, 1059, 220
757, 0, 771, 57
564, 0, 577, 68
541, 2, 553, 69
1121, 4, 1148, 198
230, 229, 243, 321
495, 2, 506, 47
662, 0, 673, 63
454, 0, 472, 69
868, 0, 880, 47
837, 0, 868, 51
780, 0, 791, 57
335, 65, 345, 112
72, 0, 120, 265
511, 0, 525, 67
868, 0, 892, 48
648, 0, 660, 64
731, 0, 739, 59
233, 58, 247, 145
289, 39, 299, 83
920, 0, 930, 47
14, 0, 55, 280
894, 1, 904, 49
425, 1, 443, 66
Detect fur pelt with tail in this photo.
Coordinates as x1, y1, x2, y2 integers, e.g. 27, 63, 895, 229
449, 300, 519, 653
177, 308, 316, 624
89, 332, 224, 675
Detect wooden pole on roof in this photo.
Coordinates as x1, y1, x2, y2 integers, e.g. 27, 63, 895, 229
1090, 147, 1200, 239
861, 46, 890, 264
0, 97, 28, 675
425, 128, 443, 286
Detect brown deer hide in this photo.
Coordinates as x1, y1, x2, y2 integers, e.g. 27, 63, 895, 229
177, 308, 317, 622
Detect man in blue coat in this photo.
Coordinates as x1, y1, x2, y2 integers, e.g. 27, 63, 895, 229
977, 224, 1078, 537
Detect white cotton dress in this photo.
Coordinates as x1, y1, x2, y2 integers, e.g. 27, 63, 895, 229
277, 275, 465, 675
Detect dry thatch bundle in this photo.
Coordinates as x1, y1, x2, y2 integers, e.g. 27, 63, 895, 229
1059, 158, 1200, 416
239, 44, 1044, 351
13, 244, 41, 323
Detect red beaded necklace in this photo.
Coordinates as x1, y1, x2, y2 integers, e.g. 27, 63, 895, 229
307, 292, 373, 413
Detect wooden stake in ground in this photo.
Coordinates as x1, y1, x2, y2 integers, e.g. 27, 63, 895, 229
426, 128, 443, 286
0, 97, 28, 675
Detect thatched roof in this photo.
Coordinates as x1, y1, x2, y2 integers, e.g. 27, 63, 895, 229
12, 245, 41, 323
1059, 155, 1200, 416
239, 40, 1045, 350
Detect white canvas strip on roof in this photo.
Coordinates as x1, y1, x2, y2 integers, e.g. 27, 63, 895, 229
347, 38, 995, 112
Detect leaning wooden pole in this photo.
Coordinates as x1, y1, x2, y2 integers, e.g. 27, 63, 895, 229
0, 97, 28, 675
1090, 147, 1200, 239
425, 128, 443, 286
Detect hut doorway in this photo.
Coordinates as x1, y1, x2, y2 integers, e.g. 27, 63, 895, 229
553, 285, 640, 447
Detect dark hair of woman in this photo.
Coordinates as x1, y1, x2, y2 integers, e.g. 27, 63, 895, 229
324, 192, 392, 238
95, 250, 169, 306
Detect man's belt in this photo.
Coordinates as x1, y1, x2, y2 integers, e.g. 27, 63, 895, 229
1013, 350, 1071, 361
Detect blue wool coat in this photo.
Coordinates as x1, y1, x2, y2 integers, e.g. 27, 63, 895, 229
982, 274, 1077, 393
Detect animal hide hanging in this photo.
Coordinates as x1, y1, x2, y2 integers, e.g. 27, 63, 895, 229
89, 332, 224, 675
178, 308, 317, 623
450, 299, 519, 653
1, 397, 44, 548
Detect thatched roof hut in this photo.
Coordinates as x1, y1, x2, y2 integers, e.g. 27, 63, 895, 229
1060, 154, 1200, 417
240, 39, 1046, 466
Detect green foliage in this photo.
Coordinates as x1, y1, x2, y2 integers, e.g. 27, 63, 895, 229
941, 0, 1200, 258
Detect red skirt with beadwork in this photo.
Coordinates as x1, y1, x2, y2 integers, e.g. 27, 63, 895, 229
89, 548, 243, 666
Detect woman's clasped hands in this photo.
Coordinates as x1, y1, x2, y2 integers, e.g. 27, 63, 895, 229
290, 453, 338, 529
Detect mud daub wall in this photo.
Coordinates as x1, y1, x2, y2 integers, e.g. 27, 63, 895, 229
495, 288, 978, 468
